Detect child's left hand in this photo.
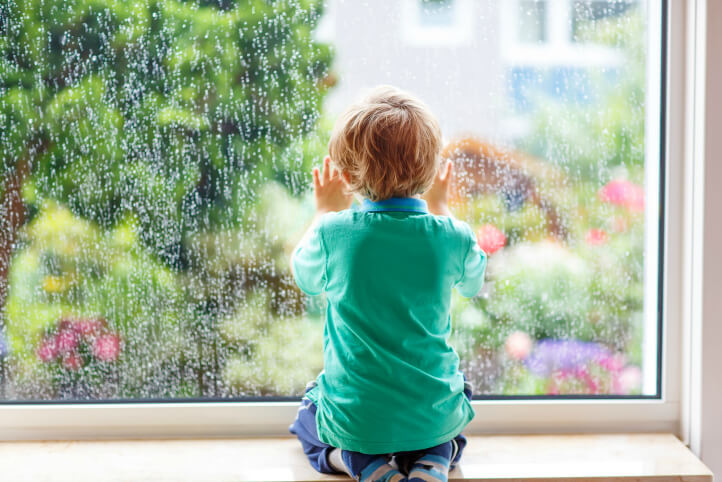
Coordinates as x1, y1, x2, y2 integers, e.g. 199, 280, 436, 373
313, 156, 353, 214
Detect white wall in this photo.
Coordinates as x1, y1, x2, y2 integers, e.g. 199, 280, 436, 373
700, 0, 722, 476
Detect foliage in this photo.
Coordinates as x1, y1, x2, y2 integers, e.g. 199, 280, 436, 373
5, 203, 190, 398
1, 0, 332, 398
452, 10, 648, 395
1, 0, 332, 264
35, 315, 121, 399
181, 181, 320, 396
0, 4, 652, 398
520, 11, 645, 183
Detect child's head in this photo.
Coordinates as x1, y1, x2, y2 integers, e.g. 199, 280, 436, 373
329, 85, 442, 201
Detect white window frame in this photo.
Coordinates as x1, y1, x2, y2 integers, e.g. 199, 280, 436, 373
0, 0, 703, 441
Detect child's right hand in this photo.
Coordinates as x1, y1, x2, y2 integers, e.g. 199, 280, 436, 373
313, 156, 353, 214
423, 159, 453, 217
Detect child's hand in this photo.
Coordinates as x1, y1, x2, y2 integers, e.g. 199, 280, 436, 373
423, 159, 453, 217
313, 156, 353, 214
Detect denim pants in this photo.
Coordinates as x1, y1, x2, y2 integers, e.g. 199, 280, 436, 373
289, 379, 472, 475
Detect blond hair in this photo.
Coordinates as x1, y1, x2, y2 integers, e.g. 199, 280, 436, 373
328, 85, 442, 201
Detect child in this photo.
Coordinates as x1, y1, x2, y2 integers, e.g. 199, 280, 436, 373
289, 86, 486, 482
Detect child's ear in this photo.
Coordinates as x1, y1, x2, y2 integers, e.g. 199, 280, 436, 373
341, 171, 352, 186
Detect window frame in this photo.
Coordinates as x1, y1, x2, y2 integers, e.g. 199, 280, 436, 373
0, 0, 698, 441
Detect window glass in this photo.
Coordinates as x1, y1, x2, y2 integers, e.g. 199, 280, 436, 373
518, 0, 547, 44
419, 0, 456, 27
0, 0, 660, 400
572, 0, 637, 43
402, 0, 473, 47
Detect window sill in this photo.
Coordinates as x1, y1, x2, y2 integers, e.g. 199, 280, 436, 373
0, 433, 711, 481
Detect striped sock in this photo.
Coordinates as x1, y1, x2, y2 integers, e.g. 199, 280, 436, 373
357, 458, 407, 482
406, 441, 452, 482
328, 448, 406, 482
406, 454, 450, 482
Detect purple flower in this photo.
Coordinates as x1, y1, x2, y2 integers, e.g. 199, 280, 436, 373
524, 339, 612, 377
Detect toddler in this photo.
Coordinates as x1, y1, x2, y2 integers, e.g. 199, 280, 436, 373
289, 86, 486, 482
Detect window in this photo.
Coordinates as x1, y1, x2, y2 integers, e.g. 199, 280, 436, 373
0, 0, 682, 438
419, 0, 456, 27
500, 0, 626, 66
571, 0, 636, 43
518, 1, 547, 44
400, 0, 474, 47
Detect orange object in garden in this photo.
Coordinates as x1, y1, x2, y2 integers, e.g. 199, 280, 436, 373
477, 224, 506, 255
441, 137, 567, 240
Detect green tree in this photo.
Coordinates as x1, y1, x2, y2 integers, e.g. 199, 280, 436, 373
0, 0, 332, 317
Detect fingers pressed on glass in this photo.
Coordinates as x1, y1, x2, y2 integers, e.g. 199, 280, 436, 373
313, 168, 321, 190
323, 157, 331, 184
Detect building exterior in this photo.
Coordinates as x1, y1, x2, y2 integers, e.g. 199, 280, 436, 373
317, 0, 636, 143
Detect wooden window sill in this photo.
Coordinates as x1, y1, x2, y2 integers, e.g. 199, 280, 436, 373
0, 433, 712, 481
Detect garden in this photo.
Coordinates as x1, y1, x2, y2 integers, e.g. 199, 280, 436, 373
0, 0, 649, 399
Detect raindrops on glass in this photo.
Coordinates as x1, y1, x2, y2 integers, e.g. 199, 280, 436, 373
0, 0, 649, 400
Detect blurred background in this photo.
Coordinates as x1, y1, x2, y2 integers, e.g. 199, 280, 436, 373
0, 0, 659, 400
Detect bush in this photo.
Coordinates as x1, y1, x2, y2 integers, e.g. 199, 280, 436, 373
5, 203, 191, 399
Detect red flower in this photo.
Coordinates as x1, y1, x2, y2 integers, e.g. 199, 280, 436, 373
585, 228, 608, 246
62, 353, 83, 370
55, 330, 79, 355
37, 338, 58, 362
476, 224, 506, 255
93, 334, 121, 362
598, 179, 645, 212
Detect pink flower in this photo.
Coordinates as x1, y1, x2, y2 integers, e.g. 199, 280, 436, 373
55, 330, 79, 355
585, 228, 608, 246
93, 334, 121, 362
580, 367, 600, 394
62, 353, 83, 370
476, 224, 506, 255
72, 318, 107, 337
37, 338, 58, 362
597, 353, 625, 373
598, 179, 645, 212
615, 365, 642, 395
505, 331, 533, 360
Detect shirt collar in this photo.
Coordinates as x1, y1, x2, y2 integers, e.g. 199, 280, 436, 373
360, 197, 429, 214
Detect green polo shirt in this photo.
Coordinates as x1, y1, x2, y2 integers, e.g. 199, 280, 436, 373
292, 197, 486, 454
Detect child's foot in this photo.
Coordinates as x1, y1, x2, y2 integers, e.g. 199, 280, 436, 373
406, 454, 450, 482
357, 459, 407, 482
406, 441, 453, 482
328, 448, 407, 482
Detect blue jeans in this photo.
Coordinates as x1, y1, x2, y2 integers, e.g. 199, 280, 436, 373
289, 378, 472, 475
